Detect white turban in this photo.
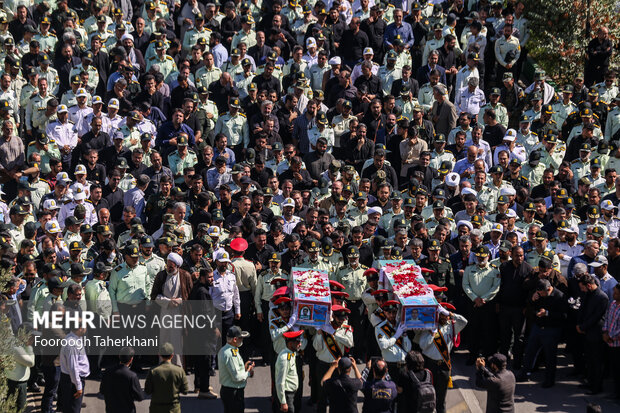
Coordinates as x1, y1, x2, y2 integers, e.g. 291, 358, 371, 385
167, 252, 183, 267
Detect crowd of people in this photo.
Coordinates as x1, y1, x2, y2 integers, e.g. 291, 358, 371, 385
0, 0, 619, 412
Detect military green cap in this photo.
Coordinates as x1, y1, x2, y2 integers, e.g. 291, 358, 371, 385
428, 239, 441, 251
307, 239, 320, 252
347, 245, 360, 257
123, 245, 139, 257
592, 226, 605, 238
474, 245, 489, 257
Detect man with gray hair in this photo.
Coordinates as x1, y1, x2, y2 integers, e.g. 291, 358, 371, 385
567, 240, 600, 278
456, 76, 486, 118
431, 83, 457, 136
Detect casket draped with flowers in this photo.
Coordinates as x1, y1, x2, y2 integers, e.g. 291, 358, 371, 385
291, 268, 331, 327
380, 260, 438, 330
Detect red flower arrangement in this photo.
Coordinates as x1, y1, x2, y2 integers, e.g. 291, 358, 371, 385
292, 270, 331, 299
383, 262, 432, 299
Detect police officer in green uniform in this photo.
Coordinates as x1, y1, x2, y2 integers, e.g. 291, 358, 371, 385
463, 245, 501, 360
109, 244, 149, 315
84, 261, 113, 319
26, 263, 59, 321
146, 40, 177, 82
419, 239, 453, 301
299, 238, 334, 276
182, 13, 212, 53
218, 326, 255, 413
335, 245, 367, 360
168, 135, 198, 185
41, 275, 67, 311
213, 98, 250, 154
139, 235, 165, 298
275, 330, 304, 413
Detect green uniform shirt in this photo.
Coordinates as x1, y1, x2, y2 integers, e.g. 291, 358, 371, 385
217, 343, 249, 388
27, 279, 48, 321
335, 264, 368, 301
144, 360, 188, 413
84, 279, 112, 318
109, 262, 148, 312
275, 348, 298, 404
168, 150, 198, 184
462, 262, 501, 302
255, 269, 288, 311
213, 112, 250, 148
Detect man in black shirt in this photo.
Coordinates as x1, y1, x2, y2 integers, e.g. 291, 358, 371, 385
498, 246, 533, 370
322, 356, 363, 413
100, 347, 145, 412
220, 1, 241, 48
360, 6, 387, 63
338, 17, 369, 67
482, 109, 507, 148
252, 62, 281, 97
437, 34, 458, 91
353, 61, 382, 100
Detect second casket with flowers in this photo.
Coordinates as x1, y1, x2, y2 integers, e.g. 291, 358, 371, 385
291, 267, 332, 327
380, 260, 439, 329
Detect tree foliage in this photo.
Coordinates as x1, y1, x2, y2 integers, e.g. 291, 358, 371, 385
0, 267, 22, 412
524, 0, 620, 83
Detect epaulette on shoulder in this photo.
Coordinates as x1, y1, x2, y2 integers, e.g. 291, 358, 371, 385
444, 149, 452, 153
205, 28, 212, 32
571, 159, 580, 164
239, 113, 246, 117
149, 56, 156, 60
85, 199, 93, 204
68, 120, 75, 124
490, 263, 497, 268
63, 199, 72, 204
49, 33, 57, 37
361, 265, 368, 269
37, 107, 46, 111
40, 178, 48, 183
447, 217, 454, 221
114, 264, 123, 271
165, 55, 173, 60
425, 218, 432, 223
522, 176, 528, 181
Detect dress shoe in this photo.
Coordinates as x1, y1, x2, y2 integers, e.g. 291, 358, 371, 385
198, 390, 218, 399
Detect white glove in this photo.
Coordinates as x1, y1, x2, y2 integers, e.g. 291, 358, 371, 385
320, 324, 335, 335
286, 313, 298, 329
394, 324, 406, 339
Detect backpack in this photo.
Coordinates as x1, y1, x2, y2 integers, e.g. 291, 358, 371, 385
409, 368, 436, 413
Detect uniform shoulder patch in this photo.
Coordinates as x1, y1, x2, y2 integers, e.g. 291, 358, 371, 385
114, 264, 123, 271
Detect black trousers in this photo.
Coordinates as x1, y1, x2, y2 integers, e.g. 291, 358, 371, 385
498, 305, 525, 368
237, 290, 254, 360
221, 385, 245, 413
59, 373, 85, 413
260, 300, 272, 364
468, 301, 497, 357
345, 299, 365, 360
610, 346, 620, 396
585, 337, 605, 392
315, 360, 331, 413
196, 355, 212, 392
221, 309, 235, 346
521, 324, 562, 384
41, 365, 61, 413
424, 357, 450, 413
